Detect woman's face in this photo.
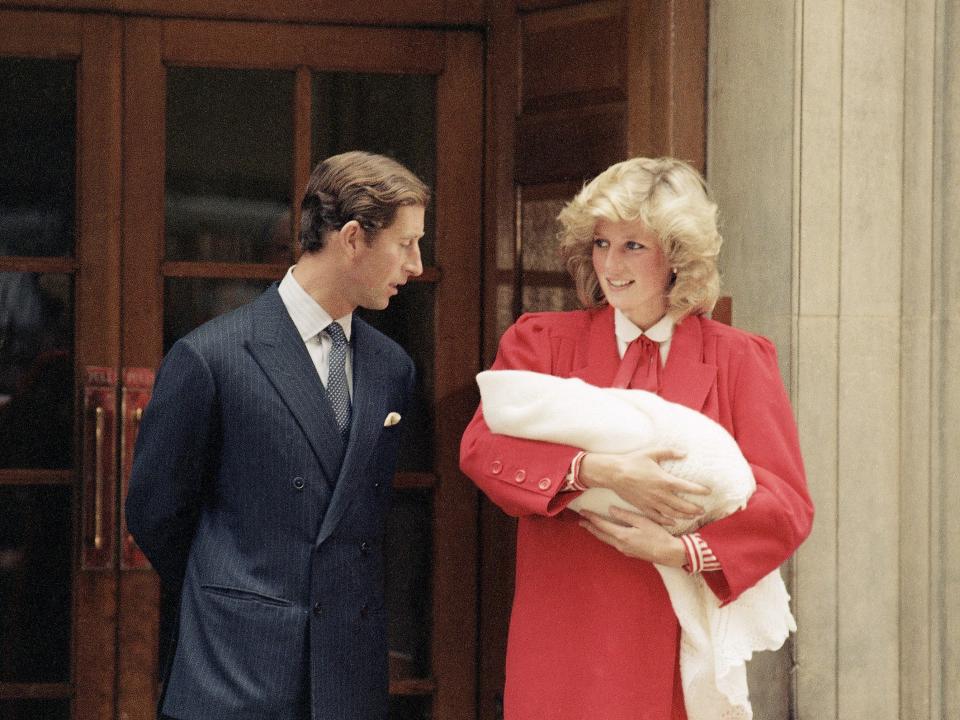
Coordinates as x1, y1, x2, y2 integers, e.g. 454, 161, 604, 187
591, 217, 673, 330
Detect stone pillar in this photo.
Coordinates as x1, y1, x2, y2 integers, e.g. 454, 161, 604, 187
707, 1, 954, 718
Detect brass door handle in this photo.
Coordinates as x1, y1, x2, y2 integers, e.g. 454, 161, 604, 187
94, 405, 105, 550
82, 367, 117, 570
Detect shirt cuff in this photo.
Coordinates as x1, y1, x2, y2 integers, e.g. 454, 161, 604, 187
561, 451, 588, 492
680, 532, 722, 573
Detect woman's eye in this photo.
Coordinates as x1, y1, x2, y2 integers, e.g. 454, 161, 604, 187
593, 238, 608, 248
626, 241, 645, 251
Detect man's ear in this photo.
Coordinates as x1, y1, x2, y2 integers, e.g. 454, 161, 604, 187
337, 220, 365, 255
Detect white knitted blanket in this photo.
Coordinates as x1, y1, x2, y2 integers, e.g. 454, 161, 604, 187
477, 369, 797, 720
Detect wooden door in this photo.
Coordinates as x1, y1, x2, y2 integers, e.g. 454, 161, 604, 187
118, 17, 482, 720
0, 10, 123, 720
1, 10, 482, 720
481, 2, 707, 717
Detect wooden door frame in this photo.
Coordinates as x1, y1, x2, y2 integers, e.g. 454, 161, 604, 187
120, 16, 483, 720
479, 2, 708, 718
0, 10, 123, 720
0, 0, 485, 28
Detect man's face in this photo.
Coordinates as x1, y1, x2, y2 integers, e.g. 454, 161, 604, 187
349, 204, 425, 310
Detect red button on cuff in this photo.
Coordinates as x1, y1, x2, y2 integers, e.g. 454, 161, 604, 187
491, 460, 503, 475
538, 477, 552, 491
513, 469, 526, 483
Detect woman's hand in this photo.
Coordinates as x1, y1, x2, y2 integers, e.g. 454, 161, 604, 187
578, 448, 710, 526
578, 506, 687, 566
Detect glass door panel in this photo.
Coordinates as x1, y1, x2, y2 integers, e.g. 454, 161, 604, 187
165, 67, 295, 264
0, 58, 75, 258
0, 485, 73, 683
312, 72, 437, 265
0, 45, 77, 720
384, 489, 434, 681
1, 12, 123, 720
163, 277, 271, 351
0, 273, 74, 468
0, 699, 71, 720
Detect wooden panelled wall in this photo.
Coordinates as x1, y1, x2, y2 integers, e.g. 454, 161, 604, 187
484, 0, 708, 361
480, 1, 707, 716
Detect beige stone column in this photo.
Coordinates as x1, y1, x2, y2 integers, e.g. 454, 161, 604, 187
708, 1, 954, 718
939, 2, 960, 714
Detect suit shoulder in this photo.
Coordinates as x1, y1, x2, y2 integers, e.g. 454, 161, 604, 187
354, 316, 413, 368
696, 315, 779, 363
175, 299, 255, 355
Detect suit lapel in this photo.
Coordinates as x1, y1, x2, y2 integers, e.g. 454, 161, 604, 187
315, 317, 390, 546
245, 285, 343, 484
659, 315, 717, 414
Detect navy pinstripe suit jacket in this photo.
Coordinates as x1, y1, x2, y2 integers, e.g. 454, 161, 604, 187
126, 284, 415, 720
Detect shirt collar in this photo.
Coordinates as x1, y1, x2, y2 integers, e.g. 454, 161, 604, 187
278, 266, 352, 342
614, 308, 676, 345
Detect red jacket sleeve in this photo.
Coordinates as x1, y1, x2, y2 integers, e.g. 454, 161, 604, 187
699, 335, 814, 604
459, 315, 582, 517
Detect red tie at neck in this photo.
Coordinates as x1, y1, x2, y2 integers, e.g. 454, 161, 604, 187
611, 335, 661, 392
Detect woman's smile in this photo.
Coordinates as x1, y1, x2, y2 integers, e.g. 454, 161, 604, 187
592, 217, 673, 330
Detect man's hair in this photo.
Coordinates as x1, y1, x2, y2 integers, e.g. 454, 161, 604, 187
299, 151, 430, 253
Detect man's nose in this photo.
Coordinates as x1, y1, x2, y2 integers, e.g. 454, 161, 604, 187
405, 245, 423, 277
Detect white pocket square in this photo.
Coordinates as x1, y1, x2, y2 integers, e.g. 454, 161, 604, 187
383, 412, 402, 427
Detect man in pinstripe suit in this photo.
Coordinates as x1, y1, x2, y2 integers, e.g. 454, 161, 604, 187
126, 151, 427, 720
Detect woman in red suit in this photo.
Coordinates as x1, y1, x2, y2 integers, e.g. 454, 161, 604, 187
460, 157, 814, 720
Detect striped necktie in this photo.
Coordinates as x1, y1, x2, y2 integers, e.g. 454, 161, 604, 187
324, 322, 351, 439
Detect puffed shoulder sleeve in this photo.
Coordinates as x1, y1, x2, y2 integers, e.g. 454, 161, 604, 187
698, 335, 814, 604
459, 314, 581, 517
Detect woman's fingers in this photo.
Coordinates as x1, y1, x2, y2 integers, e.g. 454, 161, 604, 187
579, 508, 683, 565
578, 512, 623, 546
660, 492, 705, 517
644, 448, 712, 498
671, 478, 712, 496
604, 505, 645, 525
646, 447, 686, 464
646, 507, 677, 526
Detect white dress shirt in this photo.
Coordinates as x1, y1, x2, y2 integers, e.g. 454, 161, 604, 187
277, 266, 354, 398
613, 308, 676, 362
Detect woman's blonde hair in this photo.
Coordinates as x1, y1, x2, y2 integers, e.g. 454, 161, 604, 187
557, 157, 722, 318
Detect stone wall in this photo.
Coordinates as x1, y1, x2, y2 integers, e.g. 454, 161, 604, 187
707, 1, 955, 717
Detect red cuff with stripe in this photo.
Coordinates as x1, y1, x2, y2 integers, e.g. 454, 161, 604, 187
680, 532, 721, 573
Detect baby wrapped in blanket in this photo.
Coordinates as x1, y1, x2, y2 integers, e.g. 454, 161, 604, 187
476, 369, 797, 720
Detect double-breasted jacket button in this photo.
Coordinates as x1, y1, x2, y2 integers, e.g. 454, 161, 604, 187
490, 460, 503, 475
513, 469, 526, 483
293, 477, 305, 490
538, 477, 552, 491
359, 541, 370, 555
312, 602, 322, 617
